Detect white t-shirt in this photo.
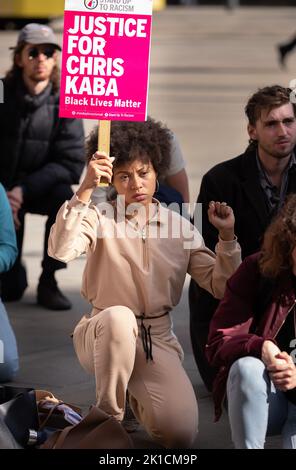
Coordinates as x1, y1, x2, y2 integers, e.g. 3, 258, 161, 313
165, 132, 186, 176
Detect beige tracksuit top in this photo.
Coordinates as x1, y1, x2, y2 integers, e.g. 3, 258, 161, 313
48, 196, 241, 317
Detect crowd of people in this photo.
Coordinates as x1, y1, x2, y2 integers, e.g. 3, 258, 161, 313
0, 22, 295, 449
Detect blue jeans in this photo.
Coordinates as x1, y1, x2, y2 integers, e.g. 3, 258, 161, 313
0, 299, 19, 382
227, 356, 296, 449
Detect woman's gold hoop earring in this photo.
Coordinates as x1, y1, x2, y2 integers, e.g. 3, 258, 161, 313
155, 179, 160, 194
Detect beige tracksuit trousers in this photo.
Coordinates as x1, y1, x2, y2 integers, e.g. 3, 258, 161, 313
73, 306, 198, 449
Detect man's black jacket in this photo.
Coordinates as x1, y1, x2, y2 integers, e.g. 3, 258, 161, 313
0, 77, 85, 203
189, 146, 296, 390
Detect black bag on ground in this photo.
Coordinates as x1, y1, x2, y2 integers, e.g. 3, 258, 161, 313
0, 385, 39, 447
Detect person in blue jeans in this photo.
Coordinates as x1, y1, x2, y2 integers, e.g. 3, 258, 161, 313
0, 183, 19, 382
207, 194, 296, 449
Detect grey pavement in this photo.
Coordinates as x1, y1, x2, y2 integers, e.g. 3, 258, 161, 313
1, 6, 294, 448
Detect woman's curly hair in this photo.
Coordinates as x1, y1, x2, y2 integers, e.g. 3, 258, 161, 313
85, 117, 172, 176
259, 194, 296, 278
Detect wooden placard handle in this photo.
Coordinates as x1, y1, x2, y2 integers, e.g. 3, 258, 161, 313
97, 120, 111, 187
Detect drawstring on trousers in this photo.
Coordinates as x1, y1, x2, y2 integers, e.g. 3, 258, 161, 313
141, 319, 153, 361
135, 312, 169, 362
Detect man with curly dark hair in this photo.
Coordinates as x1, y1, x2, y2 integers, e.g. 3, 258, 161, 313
189, 85, 296, 391
207, 194, 296, 449
48, 119, 241, 448
0, 23, 85, 310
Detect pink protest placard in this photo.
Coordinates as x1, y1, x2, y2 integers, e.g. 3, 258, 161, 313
59, 0, 153, 121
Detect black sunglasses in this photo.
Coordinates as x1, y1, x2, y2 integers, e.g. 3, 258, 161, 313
27, 46, 56, 60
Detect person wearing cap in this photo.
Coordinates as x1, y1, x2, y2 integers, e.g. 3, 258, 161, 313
0, 23, 85, 310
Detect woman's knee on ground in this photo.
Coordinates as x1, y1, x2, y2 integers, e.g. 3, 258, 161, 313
150, 418, 197, 449
95, 306, 138, 342
144, 403, 198, 449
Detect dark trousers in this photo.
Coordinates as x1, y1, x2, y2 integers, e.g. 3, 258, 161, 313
281, 35, 296, 54
188, 280, 219, 392
1, 184, 73, 296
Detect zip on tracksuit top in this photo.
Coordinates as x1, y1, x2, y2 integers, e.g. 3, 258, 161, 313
48, 195, 241, 317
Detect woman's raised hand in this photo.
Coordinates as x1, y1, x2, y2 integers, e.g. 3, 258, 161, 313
76, 152, 115, 203
207, 201, 235, 241
87, 152, 114, 188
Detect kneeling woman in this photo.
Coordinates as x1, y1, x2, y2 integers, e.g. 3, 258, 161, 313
48, 120, 241, 448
